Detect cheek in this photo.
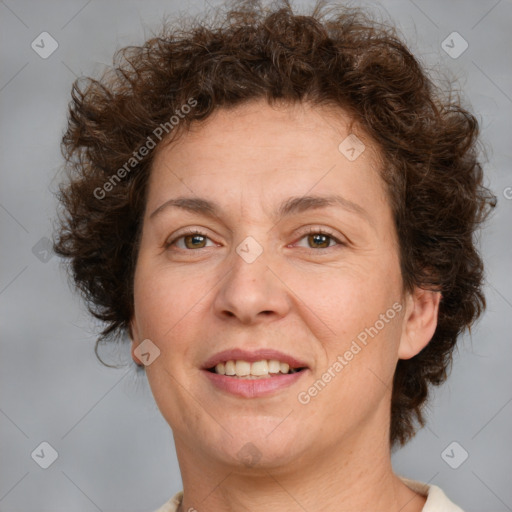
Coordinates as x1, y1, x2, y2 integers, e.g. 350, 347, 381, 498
297, 309, 402, 436
133, 263, 209, 426
289, 260, 403, 396
133, 259, 206, 341
288, 261, 401, 340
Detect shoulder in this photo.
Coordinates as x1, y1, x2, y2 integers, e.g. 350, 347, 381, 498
400, 477, 465, 511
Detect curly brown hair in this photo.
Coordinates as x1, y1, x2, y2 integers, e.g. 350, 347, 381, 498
52, 0, 495, 446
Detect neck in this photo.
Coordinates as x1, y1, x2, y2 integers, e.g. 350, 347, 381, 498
173, 413, 426, 512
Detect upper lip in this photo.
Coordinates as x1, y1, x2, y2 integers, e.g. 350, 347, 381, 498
202, 348, 309, 370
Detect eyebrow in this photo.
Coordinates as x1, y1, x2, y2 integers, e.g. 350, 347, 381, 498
149, 194, 371, 225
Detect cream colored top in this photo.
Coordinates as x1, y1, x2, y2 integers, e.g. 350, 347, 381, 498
151, 477, 464, 511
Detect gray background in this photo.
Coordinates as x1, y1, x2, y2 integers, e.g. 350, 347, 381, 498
0, 0, 511, 510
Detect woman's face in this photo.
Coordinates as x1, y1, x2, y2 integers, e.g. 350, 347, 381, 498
131, 99, 410, 469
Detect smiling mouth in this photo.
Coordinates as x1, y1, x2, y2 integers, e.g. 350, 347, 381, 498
207, 359, 307, 378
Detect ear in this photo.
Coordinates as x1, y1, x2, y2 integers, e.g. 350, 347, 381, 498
398, 287, 441, 360
129, 317, 144, 367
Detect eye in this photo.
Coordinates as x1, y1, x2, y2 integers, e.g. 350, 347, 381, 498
164, 227, 345, 251
165, 229, 215, 250
294, 228, 344, 250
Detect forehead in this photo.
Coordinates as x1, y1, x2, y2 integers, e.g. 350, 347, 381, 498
155, 99, 366, 159
146, 99, 388, 218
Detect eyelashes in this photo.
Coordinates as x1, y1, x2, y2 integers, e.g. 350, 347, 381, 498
164, 226, 346, 252
164, 228, 216, 250
295, 227, 344, 250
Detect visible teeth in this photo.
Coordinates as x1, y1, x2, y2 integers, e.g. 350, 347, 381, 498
268, 359, 281, 373
251, 360, 268, 376
224, 360, 236, 376
235, 360, 251, 376
213, 359, 301, 377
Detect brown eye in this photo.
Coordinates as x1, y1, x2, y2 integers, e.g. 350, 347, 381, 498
294, 229, 343, 250
165, 230, 214, 250
183, 234, 207, 249
307, 233, 332, 249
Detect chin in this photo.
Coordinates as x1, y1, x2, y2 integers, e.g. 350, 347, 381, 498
201, 423, 307, 469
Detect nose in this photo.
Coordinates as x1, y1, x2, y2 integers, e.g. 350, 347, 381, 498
212, 239, 291, 325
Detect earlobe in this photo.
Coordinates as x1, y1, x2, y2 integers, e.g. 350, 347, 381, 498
131, 343, 144, 367
398, 287, 441, 360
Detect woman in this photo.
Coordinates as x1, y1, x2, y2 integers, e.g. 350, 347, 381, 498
53, 1, 495, 510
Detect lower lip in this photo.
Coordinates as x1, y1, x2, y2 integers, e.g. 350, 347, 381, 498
203, 369, 307, 398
